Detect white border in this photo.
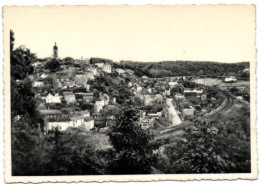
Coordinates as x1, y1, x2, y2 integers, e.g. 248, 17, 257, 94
0, 1, 259, 184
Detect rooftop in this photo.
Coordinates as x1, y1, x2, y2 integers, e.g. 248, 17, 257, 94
84, 117, 94, 122
39, 109, 61, 115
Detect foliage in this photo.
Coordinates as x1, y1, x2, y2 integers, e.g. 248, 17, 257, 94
170, 86, 183, 95
63, 57, 74, 62
91, 73, 133, 104
182, 81, 197, 89
172, 121, 236, 173
80, 103, 94, 111
11, 30, 46, 175
11, 114, 46, 175
161, 115, 250, 174
11, 47, 35, 80
44, 58, 60, 72
107, 106, 159, 174
42, 128, 104, 175
119, 60, 249, 78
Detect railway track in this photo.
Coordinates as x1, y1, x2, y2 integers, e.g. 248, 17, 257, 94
155, 88, 235, 139
155, 121, 191, 138
216, 90, 235, 112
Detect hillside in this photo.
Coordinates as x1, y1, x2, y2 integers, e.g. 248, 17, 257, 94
115, 60, 250, 78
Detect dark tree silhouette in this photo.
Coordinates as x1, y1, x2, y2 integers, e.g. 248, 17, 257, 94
107, 106, 158, 174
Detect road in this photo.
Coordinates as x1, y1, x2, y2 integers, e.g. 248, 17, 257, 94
166, 98, 182, 126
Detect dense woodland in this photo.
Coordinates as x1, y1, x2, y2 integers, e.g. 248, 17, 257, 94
115, 60, 249, 78
11, 30, 250, 175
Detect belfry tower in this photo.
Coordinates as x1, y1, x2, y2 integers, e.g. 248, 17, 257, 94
53, 42, 58, 59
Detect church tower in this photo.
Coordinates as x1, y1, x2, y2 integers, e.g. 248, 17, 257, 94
53, 42, 58, 59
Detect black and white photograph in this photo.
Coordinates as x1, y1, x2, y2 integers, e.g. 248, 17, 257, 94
3, 5, 257, 182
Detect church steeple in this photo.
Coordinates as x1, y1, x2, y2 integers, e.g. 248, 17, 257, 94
53, 42, 58, 59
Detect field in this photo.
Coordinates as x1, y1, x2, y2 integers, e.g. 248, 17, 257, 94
194, 78, 250, 93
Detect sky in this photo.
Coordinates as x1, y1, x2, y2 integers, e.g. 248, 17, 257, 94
4, 5, 255, 62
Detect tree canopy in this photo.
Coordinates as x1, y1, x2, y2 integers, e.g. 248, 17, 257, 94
107, 106, 159, 174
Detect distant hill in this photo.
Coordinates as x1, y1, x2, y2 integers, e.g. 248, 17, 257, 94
115, 60, 250, 78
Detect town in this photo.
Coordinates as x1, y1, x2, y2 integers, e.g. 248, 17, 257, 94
23, 43, 250, 139
10, 37, 251, 175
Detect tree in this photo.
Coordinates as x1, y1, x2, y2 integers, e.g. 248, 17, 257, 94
171, 121, 235, 173
44, 58, 60, 72
10, 30, 15, 52
11, 30, 45, 175
11, 114, 46, 175
11, 46, 35, 80
80, 103, 94, 111
42, 128, 103, 175
107, 106, 158, 174
170, 86, 183, 95
63, 57, 74, 62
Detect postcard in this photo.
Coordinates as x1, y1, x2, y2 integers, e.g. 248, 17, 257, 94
3, 5, 257, 183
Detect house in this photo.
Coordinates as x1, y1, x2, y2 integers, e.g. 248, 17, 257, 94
95, 63, 104, 68
32, 61, 42, 67
184, 89, 203, 97
183, 106, 195, 118
84, 117, 95, 131
139, 117, 154, 130
47, 118, 71, 132
69, 115, 85, 127
95, 62, 112, 73
63, 91, 76, 104
224, 76, 237, 83
115, 68, 125, 74
45, 93, 62, 104
44, 74, 57, 89
48, 115, 94, 132
40, 73, 48, 79
147, 109, 163, 118
95, 100, 105, 112
168, 82, 178, 88
79, 110, 90, 117
82, 92, 94, 102
39, 109, 62, 122
103, 63, 112, 73
33, 78, 45, 87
